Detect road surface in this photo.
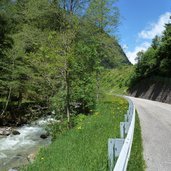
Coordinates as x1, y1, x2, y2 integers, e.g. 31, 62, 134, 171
129, 97, 171, 171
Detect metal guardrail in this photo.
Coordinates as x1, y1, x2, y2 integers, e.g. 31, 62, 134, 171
108, 97, 135, 171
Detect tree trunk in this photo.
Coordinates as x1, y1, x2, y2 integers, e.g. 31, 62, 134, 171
65, 69, 70, 128
63, 0, 66, 10
1, 87, 11, 115
70, 0, 73, 13
17, 91, 23, 108
96, 72, 100, 101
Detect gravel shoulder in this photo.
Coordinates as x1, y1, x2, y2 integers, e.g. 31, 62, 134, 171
128, 96, 171, 171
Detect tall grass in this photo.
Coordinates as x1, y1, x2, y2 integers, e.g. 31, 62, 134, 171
23, 95, 128, 171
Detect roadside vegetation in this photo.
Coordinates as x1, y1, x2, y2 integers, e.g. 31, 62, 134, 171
22, 95, 128, 171
129, 23, 171, 88
127, 112, 146, 171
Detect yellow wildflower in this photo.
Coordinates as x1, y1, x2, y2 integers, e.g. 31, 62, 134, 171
77, 126, 82, 130
95, 112, 99, 116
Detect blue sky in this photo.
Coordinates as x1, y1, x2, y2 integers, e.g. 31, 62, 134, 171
116, 0, 171, 64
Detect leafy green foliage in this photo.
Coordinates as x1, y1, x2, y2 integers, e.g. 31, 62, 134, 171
130, 23, 171, 87
86, 0, 119, 31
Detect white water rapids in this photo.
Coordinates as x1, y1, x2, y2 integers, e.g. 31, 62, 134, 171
0, 116, 56, 171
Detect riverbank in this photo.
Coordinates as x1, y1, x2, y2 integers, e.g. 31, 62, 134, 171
0, 101, 50, 127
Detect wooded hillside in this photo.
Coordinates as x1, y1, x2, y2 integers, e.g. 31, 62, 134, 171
130, 23, 171, 85
0, 0, 129, 126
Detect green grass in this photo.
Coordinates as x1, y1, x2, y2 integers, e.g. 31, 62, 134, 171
127, 112, 146, 171
22, 95, 128, 171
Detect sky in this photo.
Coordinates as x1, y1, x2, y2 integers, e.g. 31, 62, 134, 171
116, 0, 171, 64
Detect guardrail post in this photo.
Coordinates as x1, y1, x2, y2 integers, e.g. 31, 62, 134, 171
129, 113, 133, 122
108, 138, 125, 171
127, 109, 129, 115
120, 122, 125, 138
108, 138, 115, 171
124, 114, 128, 122
124, 122, 129, 134
114, 139, 124, 157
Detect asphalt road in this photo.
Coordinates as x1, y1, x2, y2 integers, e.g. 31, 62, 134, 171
128, 97, 171, 171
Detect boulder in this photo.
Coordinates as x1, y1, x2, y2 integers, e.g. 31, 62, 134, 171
12, 130, 20, 135
4, 131, 10, 136
27, 153, 36, 163
40, 132, 49, 139
8, 168, 18, 171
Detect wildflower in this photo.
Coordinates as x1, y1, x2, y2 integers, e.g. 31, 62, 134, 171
95, 112, 99, 116
41, 157, 44, 160
77, 126, 82, 130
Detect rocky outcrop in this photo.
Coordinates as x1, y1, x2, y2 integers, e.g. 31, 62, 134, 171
0, 127, 12, 136
129, 76, 171, 104
0, 128, 21, 136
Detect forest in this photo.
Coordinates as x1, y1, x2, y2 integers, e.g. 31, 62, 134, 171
0, 0, 129, 126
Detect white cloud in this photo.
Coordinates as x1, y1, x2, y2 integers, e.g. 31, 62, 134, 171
126, 42, 151, 64
139, 12, 171, 39
122, 44, 128, 50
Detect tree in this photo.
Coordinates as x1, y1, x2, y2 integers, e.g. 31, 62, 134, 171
60, 0, 89, 13
157, 23, 171, 76
86, 0, 119, 32
135, 51, 144, 63
0, 6, 14, 115
151, 35, 161, 49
